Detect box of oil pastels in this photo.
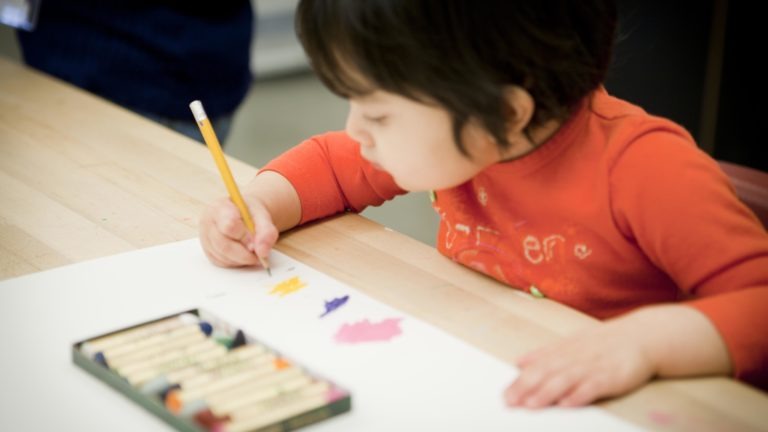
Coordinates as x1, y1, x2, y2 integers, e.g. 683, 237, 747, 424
72, 309, 352, 432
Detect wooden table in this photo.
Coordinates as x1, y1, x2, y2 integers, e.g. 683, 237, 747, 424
1, 56, 766, 431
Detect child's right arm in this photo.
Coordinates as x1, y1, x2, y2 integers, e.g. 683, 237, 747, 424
199, 131, 406, 268
198, 171, 301, 268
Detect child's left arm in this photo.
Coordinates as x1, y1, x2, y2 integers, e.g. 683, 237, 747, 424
506, 131, 768, 407
504, 303, 731, 408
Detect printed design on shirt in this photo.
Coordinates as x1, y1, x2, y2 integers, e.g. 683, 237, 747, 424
476, 225, 502, 251
434, 187, 594, 306
455, 223, 471, 235
523, 234, 566, 264
476, 186, 488, 207
439, 209, 458, 250
523, 235, 595, 264
446, 223, 503, 256
574, 243, 592, 260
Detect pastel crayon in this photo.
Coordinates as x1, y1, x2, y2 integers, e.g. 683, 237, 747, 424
150, 351, 278, 404
81, 313, 199, 355
193, 408, 230, 431
76, 311, 350, 432
93, 351, 110, 368
207, 374, 314, 415
229, 329, 247, 350
166, 358, 294, 410
96, 324, 206, 360
180, 352, 276, 390
221, 382, 333, 432
205, 366, 307, 409
129, 344, 232, 388
171, 367, 309, 418
116, 340, 225, 377
105, 334, 214, 369
135, 344, 266, 390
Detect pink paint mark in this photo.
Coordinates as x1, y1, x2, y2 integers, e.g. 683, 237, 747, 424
334, 318, 402, 344
648, 410, 676, 427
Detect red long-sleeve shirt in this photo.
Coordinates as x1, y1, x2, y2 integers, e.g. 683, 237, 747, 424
264, 88, 768, 388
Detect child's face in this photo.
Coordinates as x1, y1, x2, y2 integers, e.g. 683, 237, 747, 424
345, 91, 508, 192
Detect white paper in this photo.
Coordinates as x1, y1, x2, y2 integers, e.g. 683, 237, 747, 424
0, 239, 644, 431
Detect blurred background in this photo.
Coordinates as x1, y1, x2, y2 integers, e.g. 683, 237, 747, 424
0, 0, 758, 247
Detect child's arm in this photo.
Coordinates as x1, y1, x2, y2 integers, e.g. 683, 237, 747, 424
199, 171, 300, 267
504, 304, 731, 408
199, 131, 405, 267
506, 129, 767, 407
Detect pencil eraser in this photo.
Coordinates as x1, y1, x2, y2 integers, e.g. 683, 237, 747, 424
189, 100, 207, 122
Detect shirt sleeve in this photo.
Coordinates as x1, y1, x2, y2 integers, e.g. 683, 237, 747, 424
610, 130, 768, 388
261, 131, 405, 224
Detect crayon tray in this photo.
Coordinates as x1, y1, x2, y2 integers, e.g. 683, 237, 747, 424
73, 309, 351, 432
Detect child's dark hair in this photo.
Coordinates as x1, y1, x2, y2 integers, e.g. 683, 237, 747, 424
296, 0, 617, 154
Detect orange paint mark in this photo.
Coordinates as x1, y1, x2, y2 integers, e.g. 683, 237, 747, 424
268, 276, 307, 297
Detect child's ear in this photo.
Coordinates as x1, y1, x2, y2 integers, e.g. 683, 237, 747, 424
503, 86, 535, 134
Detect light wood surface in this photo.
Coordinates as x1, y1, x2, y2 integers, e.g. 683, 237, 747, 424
1, 56, 766, 431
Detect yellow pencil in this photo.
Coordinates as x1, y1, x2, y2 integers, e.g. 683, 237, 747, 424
190, 100, 271, 275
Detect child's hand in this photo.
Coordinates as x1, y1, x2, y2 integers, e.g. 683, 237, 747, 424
199, 171, 302, 268
503, 320, 655, 408
199, 196, 278, 268
503, 304, 731, 408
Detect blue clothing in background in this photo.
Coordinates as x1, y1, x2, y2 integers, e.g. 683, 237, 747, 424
17, 0, 254, 125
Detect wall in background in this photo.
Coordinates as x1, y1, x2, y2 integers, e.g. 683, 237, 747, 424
252, 0, 307, 78
607, 0, 762, 171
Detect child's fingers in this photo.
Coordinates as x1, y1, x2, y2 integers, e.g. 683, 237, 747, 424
200, 198, 263, 267
557, 377, 604, 407
520, 368, 581, 408
199, 222, 260, 267
212, 236, 262, 267
503, 364, 548, 407
247, 203, 279, 261
506, 344, 579, 408
213, 199, 249, 241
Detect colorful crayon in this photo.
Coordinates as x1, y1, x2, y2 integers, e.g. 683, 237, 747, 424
73, 310, 351, 432
80, 313, 200, 356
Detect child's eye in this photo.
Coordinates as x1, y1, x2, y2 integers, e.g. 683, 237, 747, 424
363, 115, 388, 125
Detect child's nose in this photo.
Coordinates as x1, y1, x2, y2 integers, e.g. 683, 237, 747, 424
345, 110, 373, 148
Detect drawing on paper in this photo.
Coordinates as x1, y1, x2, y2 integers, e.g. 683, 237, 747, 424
320, 295, 349, 318
268, 276, 308, 297
334, 318, 402, 344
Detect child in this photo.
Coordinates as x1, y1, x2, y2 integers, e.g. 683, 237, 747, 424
199, 0, 768, 407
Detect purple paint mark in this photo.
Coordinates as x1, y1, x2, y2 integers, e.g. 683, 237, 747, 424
648, 410, 676, 427
334, 318, 403, 344
320, 295, 349, 318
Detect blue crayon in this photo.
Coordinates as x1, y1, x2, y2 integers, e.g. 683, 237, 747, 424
320, 295, 349, 318
94, 352, 110, 369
